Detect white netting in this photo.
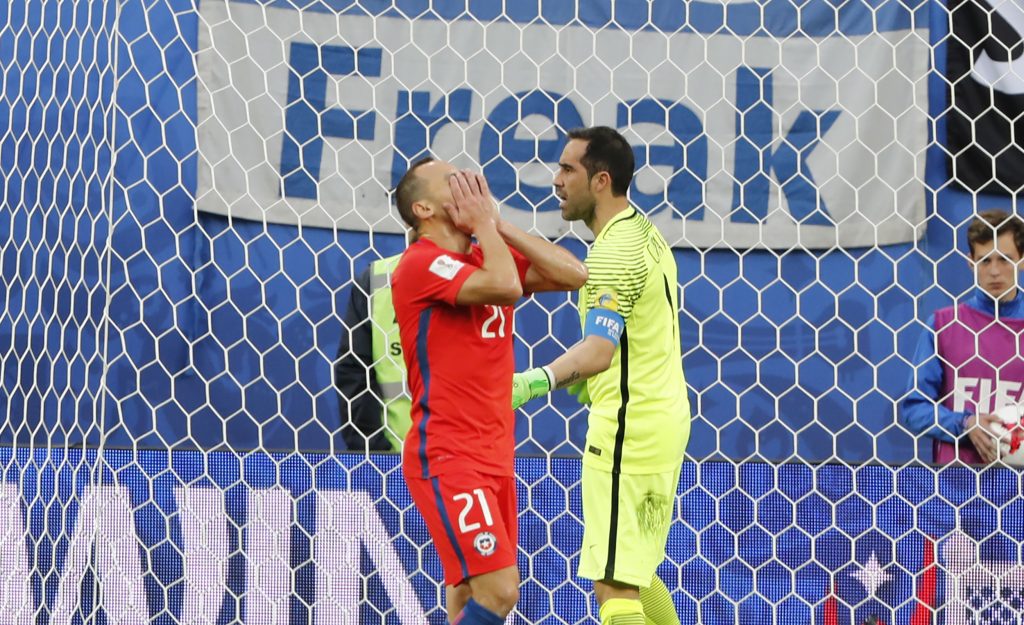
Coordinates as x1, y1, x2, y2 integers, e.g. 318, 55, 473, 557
1, 0, 1022, 624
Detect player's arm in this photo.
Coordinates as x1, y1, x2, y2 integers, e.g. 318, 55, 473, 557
512, 247, 643, 408
899, 315, 969, 442
512, 245, 642, 408
449, 172, 523, 306
550, 304, 624, 385
511, 307, 621, 408
550, 332, 617, 386
497, 220, 588, 292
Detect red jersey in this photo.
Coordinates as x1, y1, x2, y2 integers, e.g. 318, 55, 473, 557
392, 238, 530, 478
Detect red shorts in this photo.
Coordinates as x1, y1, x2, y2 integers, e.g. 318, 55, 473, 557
405, 469, 518, 586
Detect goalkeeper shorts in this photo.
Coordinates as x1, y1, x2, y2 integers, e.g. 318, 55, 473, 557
578, 463, 682, 587
405, 469, 518, 586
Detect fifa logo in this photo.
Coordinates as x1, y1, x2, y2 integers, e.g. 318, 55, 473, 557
951, 377, 1023, 414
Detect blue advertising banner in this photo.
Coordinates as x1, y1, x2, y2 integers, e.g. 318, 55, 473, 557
0, 448, 1021, 625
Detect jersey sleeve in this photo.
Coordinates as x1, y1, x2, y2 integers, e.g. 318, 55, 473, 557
401, 245, 478, 307
584, 242, 647, 323
899, 314, 968, 442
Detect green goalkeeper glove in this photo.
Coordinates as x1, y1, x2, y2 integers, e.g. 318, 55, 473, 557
567, 379, 591, 405
512, 366, 554, 410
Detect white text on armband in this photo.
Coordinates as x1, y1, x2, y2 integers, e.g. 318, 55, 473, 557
585, 309, 623, 345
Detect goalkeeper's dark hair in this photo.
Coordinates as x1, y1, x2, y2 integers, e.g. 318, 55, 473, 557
566, 126, 635, 197
394, 156, 436, 229
967, 208, 1024, 257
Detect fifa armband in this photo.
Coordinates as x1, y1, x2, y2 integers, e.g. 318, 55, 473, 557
584, 308, 624, 346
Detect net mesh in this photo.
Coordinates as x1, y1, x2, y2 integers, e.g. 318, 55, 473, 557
0, 0, 1022, 624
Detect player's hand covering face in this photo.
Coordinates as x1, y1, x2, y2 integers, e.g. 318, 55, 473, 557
447, 170, 499, 235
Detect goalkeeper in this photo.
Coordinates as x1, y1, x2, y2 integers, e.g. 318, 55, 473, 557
514, 127, 690, 625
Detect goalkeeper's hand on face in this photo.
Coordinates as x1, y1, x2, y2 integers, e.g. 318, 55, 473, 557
511, 366, 555, 410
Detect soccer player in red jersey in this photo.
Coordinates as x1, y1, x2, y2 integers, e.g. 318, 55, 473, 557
391, 158, 587, 625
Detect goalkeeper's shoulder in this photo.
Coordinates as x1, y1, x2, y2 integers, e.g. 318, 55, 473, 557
584, 244, 648, 305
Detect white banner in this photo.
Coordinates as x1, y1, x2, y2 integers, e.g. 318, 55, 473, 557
195, 0, 929, 249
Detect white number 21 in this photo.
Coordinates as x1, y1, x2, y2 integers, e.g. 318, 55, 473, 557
452, 489, 494, 533
481, 305, 506, 338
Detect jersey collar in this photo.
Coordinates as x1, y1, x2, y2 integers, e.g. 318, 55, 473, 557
968, 287, 1024, 318
414, 235, 474, 259
594, 206, 638, 244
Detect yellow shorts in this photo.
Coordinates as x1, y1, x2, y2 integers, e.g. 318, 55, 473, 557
578, 463, 682, 587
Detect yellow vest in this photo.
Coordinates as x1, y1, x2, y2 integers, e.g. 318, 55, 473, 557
369, 255, 412, 450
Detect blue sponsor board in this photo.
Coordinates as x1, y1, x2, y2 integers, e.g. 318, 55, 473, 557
0, 448, 1021, 624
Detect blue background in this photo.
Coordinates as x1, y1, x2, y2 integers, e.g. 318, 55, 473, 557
3, 448, 1021, 625
0, 0, 1021, 461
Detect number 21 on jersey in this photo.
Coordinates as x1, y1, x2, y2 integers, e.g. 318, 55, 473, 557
481, 305, 506, 338
452, 488, 494, 533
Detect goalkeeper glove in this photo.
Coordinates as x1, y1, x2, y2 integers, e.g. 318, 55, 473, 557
512, 366, 555, 409
567, 379, 591, 405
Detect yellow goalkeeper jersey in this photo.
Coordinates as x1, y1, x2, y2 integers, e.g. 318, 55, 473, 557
579, 206, 691, 474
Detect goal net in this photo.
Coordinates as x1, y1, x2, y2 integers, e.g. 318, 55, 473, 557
0, 0, 1022, 624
